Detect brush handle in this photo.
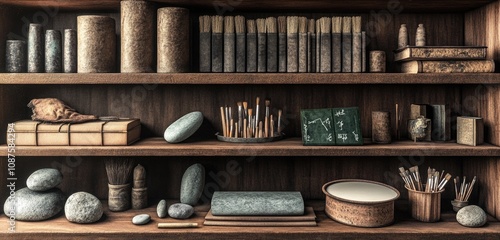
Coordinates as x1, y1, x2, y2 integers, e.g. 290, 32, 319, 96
158, 223, 198, 228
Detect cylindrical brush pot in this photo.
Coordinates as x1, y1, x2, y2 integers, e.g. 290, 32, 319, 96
372, 111, 391, 144
121, 0, 155, 73
369, 50, 386, 73
108, 183, 131, 212
77, 15, 116, 73
132, 187, 148, 209
28, 23, 44, 73
63, 29, 77, 73
157, 7, 189, 73
45, 30, 62, 73
451, 200, 469, 212
5, 40, 27, 73
406, 186, 443, 222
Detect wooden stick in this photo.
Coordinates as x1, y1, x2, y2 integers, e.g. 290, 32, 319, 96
255, 97, 260, 136
225, 106, 230, 137
464, 176, 476, 201
158, 223, 198, 228
454, 177, 458, 200
278, 109, 282, 134
243, 119, 247, 138
220, 107, 227, 137
265, 116, 269, 138
395, 103, 399, 140
270, 114, 274, 137
259, 121, 263, 138
229, 119, 234, 138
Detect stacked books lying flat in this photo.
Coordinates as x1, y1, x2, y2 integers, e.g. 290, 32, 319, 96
394, 46, 494, 73
199, 15, 366, 73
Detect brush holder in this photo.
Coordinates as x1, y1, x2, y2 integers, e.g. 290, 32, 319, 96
108, 183, 131, 211
406, 186, 443, 222
451, 200, 468, 212
132, 187, 148, 209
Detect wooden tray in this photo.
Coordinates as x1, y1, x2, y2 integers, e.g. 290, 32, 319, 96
205, 207, 316, 222
216, 133, 284, 143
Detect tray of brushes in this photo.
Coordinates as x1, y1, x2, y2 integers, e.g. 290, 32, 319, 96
218, 97, 284, 143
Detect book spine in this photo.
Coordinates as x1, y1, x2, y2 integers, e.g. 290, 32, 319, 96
278, 33, 287, 72
199, 32, 211, 72
401, 60, 495, 73
246, 33, 257, 72
267, 32, 278, 72
320, 33, 331, 72
236, 33, 246, 72
298, 33, 308, 73
352, 32, 362, 73
211, 32, 223, 72
361, 31, 366, 72
308, 33, 316, 72
342, 32, 352, 72
332, 33, 342, 73
224, 33, 235, 72
257, 32, 267, 72
287, 33, 298, 72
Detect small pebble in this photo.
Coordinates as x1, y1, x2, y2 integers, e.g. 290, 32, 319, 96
168, 203, 194, 219
132, 214, 151, 225
456, 205, 487, 227
157, 199, 168, 218
26, 168, 63, 191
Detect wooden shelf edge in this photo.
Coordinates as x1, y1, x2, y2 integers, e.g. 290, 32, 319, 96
2, 200, 499, 240
3, 137, 500, 157
0, 73, 500, 85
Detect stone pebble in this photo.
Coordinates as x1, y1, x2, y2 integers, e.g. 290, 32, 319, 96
456, 205, 487, 227
164, 111, 203, 143
65, 192, 103, 224
26, 168, 63, 192
168, 203, 194, 219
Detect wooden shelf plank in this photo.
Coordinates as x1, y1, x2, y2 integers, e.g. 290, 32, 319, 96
3, 137, 500, 156
1, 73, 500, 85
2, 201, 499, 240
0, 0, 495, 12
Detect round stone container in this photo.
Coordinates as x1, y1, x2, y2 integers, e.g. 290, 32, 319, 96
77, 15, 116, 73
322, 179, 400, 227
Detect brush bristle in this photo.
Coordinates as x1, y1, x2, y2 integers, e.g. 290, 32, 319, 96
278, 16, 287, 34
332, 16, 342, 33
105, 158, 135, 185
199, 15, 211, 33
320, 17, 331, 33
212, 15, 224, 33
342, 16, 352, 33
247, 19, 256, 33
256, 18, 266, 33
235, 15, 245, 33
316, 19, 321, 34
352, 16, 362, 33
224, 16, 234, 33
298, 17, 307, 33
287, 16, 298, 34
266, 17, 277, 33
308, 19, 315, 33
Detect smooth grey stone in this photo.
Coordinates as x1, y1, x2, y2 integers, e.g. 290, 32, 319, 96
180, 163, 205, 206
6, 40, 27, 73
168, 203, 194, 219
456, 205, 487, 227
45, 29, 62, 73
132, 214, 151, 225
27, 168, 63, 191
28, 23, 44, 73
63, 29, 77, 73
65, 192, 103, 223
3, 187, 65, 221
164, 111, 203, 143
157, 199, 168, 218
211, 191, 304, 216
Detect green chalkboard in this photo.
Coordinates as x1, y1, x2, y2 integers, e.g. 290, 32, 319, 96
300, 109, 335, 146
332, 107, 363, 145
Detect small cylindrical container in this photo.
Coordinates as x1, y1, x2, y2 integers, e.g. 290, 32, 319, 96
121, 0, 155, 73
63, 29, 77, 73
28, 23, 44, 73
407, 186, 443, 222
45, 30, 62, 73
416, 24, 426, 47
372, 111, 391, 144
108, 183, 131, 212
157, 7, 190, 73
5, 40, 27, 73
451, 200, 469, 212
369, 50, 386, 73
132, 187, 148, 209
77, 15, 116, 73
398, 24, 408, 49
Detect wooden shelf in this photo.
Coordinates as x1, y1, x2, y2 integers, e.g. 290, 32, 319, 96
0, 0, 495, 12
1, 73, 500, 85
3, 137, 500, 156
2, 200, 499, 240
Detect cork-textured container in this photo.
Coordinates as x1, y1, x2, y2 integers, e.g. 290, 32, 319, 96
322, 179, 400, 227
157, 7, 189, 73
407, 186, 443, 222
77, 15, 116, 73
121, 0, 155, 73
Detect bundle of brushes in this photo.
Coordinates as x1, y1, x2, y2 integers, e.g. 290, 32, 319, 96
398, 166, 451, 192
219, 97, 283, 139
454, 176, 476, 202
105, 158, 135, 211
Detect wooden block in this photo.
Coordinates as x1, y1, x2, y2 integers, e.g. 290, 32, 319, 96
431, 104, 451, 141
301, 108, 335, 146
457, 116, 484, 146
410, 104, 432, 119
332, 107, 363, 145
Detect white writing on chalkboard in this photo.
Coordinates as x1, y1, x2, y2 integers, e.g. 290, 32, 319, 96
308, 118, 331, 131
335, 109, 346, 117
338, 133, 348, 142
352, 131, 359, 141
337, 120, 344, 130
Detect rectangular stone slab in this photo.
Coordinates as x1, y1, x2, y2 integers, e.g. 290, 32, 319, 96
211, 191, 304, 216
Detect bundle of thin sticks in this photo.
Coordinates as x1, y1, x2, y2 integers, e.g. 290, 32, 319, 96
398, 166, 451, 192
219, 97, 283, 138
454, 176, 476, 201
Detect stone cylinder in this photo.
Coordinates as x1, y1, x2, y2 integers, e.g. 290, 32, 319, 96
121, 0, 155, 73
77, 15, 116, 73
416, 24, 426, 47
64, 29, 77, 73
372, 111, 391, 144
5, 40, 27, 73
132, 187, 148, 209
369, 50, 386, 73
45, 30, 62, 73
398, 24, 408, 49
157, 7, 190, 73
28, 23, 44, 73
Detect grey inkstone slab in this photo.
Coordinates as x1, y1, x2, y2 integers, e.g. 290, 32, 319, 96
180, 163, 205, 206
27, 168, 63, 191
211, 191, 304, 216
132, 214, 151, 225
3, 187, 65, 221
164, 111, 203, 143
456, 205, 487, 227
65, 192, 103, 223
168, 203, 194, 219
157, 199, 168, 218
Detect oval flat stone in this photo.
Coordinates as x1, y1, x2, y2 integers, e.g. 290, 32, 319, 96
132, 214, 151, 225
157, 199, 168, 218
3, 187, 65, 221
180, 163, 205, 206
168, 203, 194, 219
65, 192, 103, 223
164, 111, 203, 143
27, 168, 63, 191
457, 205, 487, 227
